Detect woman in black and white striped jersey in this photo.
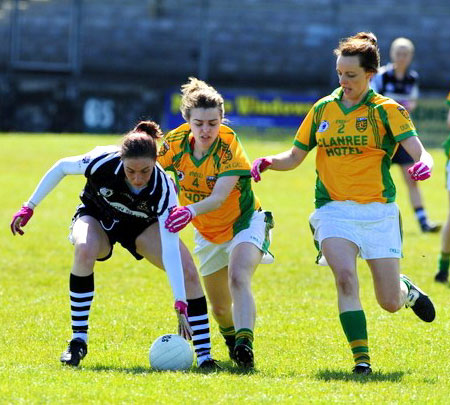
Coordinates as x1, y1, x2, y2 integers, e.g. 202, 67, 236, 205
10, 120, 217, 369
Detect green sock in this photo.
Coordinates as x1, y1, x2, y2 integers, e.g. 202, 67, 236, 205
339, 310, 370, 366
219, 325, 235, 346
219, 325, 235, 336
235, 328, 253, 349
438, 252, 450, 274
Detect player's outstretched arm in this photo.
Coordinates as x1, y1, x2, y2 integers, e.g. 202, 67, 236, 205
251, 146, 308, 182
401, 136, 433, 181
10, 154, 91, 236
158, 184, 193, 340
165, 176, 238, 233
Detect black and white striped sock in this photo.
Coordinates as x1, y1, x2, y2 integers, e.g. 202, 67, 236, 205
70, 273, 94, 343
187, 296, 212, 366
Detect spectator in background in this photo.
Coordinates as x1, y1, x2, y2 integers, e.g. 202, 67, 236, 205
371, 37, 440, 233
435, 91, 450, 283
252, 32, 436, 375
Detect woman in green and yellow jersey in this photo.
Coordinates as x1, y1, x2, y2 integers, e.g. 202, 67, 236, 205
252, 32, 435, 375
159, 77, 274, 369
435, 91, 450, 282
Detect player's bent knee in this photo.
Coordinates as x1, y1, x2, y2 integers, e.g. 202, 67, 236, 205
228, 268, 250, 291
183, 264, 200, 286
211, 303, 231, 318
334, 269, 357, 296
74, 242, 101, 266
378, 298, 401, 313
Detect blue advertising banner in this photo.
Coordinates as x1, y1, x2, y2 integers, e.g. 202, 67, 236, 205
163, 90, 317, 130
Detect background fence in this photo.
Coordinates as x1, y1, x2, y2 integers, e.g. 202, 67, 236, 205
0, 0, 449, 143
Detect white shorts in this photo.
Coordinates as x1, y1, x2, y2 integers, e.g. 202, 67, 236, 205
194, 210, 274, 277
309, 201, 402, 263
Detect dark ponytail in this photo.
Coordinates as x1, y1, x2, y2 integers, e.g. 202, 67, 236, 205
132, 121, 163, 139
120, 120, 163, 160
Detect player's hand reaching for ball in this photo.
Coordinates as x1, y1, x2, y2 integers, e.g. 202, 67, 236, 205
10, 206, 34, 235
165, 206, 196, 233
251, 157, 273, 182
174, 300, 193, 340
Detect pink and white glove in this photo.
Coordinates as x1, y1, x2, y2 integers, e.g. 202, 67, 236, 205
174, 300, 192, 340
10, 206, 34, 236
408, 162, 431, 181
251, 157, 273, 182
165, 206, 196, 233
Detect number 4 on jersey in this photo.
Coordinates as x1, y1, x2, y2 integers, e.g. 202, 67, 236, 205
192, 178, 199, 187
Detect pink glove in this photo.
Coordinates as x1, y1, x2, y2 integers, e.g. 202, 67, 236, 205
165, 206, 195, 233
251, 157, 273, 182
10, 206, 34, 235
174, 300, 192, 340
408, 162, 431, 181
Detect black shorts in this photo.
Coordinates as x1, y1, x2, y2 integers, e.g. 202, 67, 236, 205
71, 204, 158, 261
392, 145, 414, 165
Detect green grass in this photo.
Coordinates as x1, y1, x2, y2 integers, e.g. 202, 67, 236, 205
1, 133, 450, 404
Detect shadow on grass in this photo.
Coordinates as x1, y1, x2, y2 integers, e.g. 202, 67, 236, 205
189, 360, 257, 375
84, 364, 154, 375
84, 361, 257, 376
316, 369, 405, 383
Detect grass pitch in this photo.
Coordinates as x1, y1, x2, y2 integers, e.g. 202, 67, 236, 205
1, 133, 450, 404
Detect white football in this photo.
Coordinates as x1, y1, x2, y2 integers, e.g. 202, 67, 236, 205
149, 334, 193, 371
